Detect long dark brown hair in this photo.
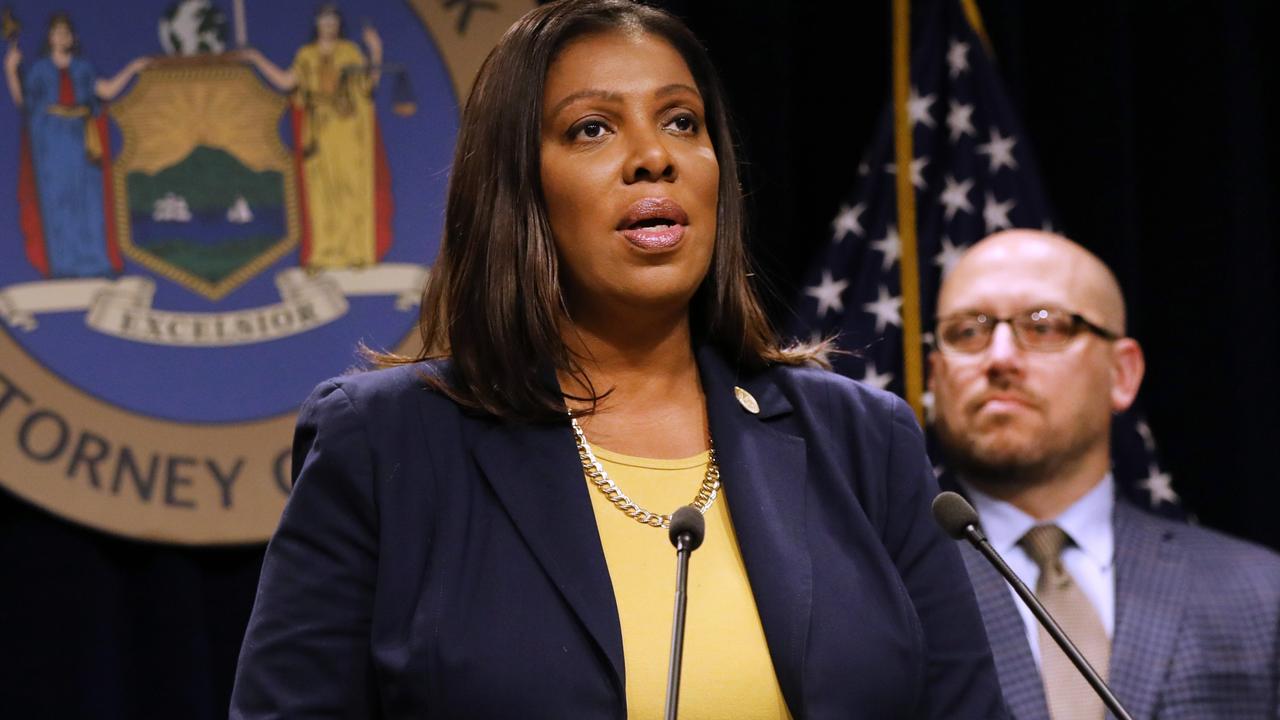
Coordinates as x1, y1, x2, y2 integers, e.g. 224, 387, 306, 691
378, 0, 827, 421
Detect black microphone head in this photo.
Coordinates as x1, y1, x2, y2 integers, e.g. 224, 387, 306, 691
932, 491, 981, 539
668, 505, 706, 551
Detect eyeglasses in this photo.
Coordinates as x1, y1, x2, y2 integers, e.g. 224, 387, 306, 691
935, 307, 1119, 354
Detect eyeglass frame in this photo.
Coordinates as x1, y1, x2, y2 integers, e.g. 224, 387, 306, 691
932, 306, 1120, 355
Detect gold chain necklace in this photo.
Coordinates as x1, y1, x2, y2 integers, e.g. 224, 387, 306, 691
570, 417, 721, 529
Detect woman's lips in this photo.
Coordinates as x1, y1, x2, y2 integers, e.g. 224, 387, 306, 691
620, 224, 685, 250
617, 197, 689, 251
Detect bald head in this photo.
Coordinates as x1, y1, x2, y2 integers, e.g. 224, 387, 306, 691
939, 230, 1126, 334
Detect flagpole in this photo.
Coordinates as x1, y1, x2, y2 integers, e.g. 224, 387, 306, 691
891, 0, 925, 425
958, 0, 992, 52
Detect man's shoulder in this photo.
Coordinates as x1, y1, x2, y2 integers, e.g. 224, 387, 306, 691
1174, 518, 1280, 583
1120, 502, 1280, 590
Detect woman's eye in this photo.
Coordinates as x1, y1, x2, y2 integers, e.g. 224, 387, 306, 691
667, 113, 698, 133
570, 120, 611, 141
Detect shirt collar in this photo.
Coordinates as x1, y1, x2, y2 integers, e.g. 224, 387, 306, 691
959, 474, 1115, 571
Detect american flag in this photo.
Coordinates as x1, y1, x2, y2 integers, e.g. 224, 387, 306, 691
791, 0, 1180, 513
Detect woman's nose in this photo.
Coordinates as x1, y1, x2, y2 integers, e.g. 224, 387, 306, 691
623, 128, 676, 184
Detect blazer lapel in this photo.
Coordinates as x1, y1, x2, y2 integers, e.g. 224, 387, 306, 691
958, 542, 1051, 720
696, 348, 812, 718
473, 416, 625, 698
1108, 502, 1186, 719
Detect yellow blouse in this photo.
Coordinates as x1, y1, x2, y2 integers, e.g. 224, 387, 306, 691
585, 445, 793, 720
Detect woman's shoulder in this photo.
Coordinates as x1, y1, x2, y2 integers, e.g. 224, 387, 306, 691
305, 360, 457, 422
766, 361, 909, 423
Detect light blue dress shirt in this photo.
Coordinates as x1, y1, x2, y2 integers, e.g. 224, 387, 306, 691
960, 475, 1115, 666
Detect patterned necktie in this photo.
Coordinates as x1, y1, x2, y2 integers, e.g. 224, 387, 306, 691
1019, 524, 1110, 720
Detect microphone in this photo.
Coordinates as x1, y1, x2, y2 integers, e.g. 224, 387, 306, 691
663, 505, 705, 720
932, 491, 1134, 720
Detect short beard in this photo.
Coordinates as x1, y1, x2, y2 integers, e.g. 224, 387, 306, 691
934, 420, 1090, 493
943, 442, 1061, 490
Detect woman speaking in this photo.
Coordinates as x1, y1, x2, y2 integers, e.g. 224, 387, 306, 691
231, 1, 1005, 717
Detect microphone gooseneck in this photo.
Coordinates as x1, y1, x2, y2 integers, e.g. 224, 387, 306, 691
932, 491, 1135, 720
663, 505, 705, 720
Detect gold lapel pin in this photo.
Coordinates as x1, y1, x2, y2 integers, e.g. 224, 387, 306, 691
734, 386, 760, 414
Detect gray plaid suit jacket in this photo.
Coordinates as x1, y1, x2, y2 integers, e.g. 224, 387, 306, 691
960, 500, 1280, 719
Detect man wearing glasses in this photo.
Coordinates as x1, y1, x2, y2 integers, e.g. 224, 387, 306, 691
929, 230, 1280, 720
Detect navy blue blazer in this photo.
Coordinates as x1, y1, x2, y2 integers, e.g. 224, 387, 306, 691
230, 348, 1008, 719
960, 500, 1280, 720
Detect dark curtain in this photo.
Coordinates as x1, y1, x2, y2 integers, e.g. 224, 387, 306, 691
1, 1, 1276, 716
0, 493, 262, 718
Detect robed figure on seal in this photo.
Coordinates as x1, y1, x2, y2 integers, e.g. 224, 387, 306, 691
4, 11, 149, 278
238, 3, 393, 271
